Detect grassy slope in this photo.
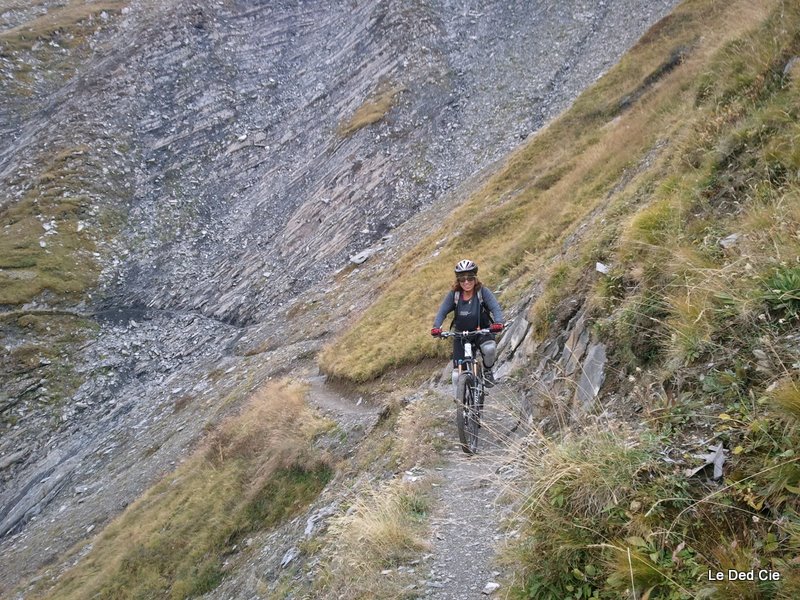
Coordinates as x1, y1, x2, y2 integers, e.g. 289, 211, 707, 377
22, 381, 450, 600
0, 1, 128, 54
27, 381, 334, 600
1, 1, 131, 306
322, 0, 800, 597
319, 0, 750, 382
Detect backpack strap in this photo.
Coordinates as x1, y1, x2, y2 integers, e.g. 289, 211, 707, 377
449, 291, 460, 329
477, 288, 494, 326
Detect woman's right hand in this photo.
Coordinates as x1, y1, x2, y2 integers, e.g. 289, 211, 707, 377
431, 328, 442, 337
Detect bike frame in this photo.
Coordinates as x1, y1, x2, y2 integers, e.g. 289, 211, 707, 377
439, 329, 490, 454
444, 328, 490, 382
458, 339, 484, 396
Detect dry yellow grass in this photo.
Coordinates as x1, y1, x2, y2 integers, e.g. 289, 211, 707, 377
770, 378, 800, 421
0, 1, 128, 53
317, 479, 432, 599
302, 391, 448, 599
29, 380, 334, 600
338, 0, 796, 383
338, 83, 405, 137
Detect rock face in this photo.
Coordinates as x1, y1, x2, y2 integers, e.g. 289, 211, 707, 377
0, 0, 678, 591
497, 303, 608, 426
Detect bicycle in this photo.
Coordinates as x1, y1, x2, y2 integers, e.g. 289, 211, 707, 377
437, 328, 492, 454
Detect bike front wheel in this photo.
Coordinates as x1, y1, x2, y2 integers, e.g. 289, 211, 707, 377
456, 372, 480, 454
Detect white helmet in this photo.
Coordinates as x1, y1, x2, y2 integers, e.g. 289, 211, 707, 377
454, 259, 477, 274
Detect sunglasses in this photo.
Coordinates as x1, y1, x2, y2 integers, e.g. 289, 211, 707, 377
457, 275, 476, 282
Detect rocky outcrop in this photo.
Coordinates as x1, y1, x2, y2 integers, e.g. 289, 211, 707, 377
497, 303, 607, 427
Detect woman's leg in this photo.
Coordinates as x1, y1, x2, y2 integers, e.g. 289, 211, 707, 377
479, 334, 497, 368
451, 339, 466, 398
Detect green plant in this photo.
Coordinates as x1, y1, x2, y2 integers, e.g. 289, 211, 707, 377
762, 266, 800, 320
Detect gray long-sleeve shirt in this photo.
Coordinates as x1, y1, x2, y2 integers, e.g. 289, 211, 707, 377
432, 286, 504, 331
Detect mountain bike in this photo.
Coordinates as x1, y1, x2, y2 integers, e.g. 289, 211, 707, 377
438, 329, 492, 454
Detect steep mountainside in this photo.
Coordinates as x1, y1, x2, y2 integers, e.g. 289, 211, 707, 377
0, 0, 679, 594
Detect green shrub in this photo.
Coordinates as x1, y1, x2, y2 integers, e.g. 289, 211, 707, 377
762, 266, 800, 320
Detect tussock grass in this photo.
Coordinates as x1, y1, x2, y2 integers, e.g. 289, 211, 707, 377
500, 427, 668, 598
503, 417, 800, 598
31, 381, 333, 600
769, 378, 800, 421
333, 481, 432, 567
338, 83, 405, 137
316, 479, 432, 599
306, 391, 448, 599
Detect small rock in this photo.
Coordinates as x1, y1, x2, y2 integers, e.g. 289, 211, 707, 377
349, 249, 373, 265
783, 56, 800, 77
753, 349, 769, 362
482, 582, 501, 595
0, 450, 29, 470
280, 546, 300, 568
719, 233, 741, 249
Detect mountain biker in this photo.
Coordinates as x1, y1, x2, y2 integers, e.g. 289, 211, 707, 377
431, 259, 505, 391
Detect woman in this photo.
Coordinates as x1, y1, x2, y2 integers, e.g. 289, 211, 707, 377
431, 259, 505, 389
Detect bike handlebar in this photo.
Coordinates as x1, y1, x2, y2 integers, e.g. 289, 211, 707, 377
437, 328, 492, 339
433, 319, 513, 339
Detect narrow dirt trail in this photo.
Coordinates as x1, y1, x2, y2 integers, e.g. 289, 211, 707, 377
305, 372, 382, 426
302, 370, 386, 463
424, 383, 523, 598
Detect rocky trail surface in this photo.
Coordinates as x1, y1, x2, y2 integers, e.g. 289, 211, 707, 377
424, 383, 523, 599
305, 372, 382, 426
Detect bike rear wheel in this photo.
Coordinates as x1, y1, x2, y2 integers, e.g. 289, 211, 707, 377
456, 373, 480, 454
